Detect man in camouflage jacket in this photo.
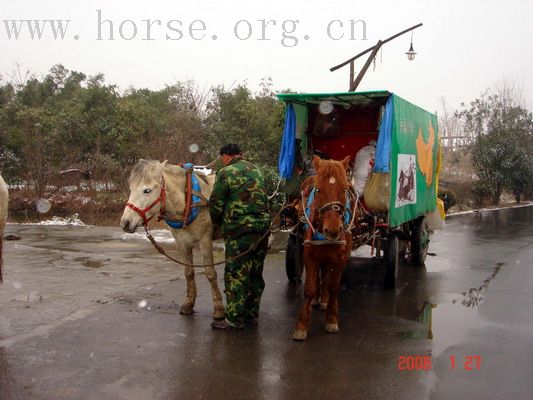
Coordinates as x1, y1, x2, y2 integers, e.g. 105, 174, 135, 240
209, 144, 271, 330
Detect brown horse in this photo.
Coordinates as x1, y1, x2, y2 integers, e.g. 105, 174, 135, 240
293, 156, 353, 341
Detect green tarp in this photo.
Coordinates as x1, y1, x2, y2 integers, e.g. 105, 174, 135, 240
277, 90, 390, 105
294, 103, 308, 155
277, 91, 439, 227
388, 94, 439, 227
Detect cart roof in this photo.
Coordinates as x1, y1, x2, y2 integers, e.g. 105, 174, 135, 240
276, 90, 391, 105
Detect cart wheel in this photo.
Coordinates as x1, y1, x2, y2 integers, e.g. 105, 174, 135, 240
286, 232, 304, 282
411, 216, 430, 265
383, 234, 399, 289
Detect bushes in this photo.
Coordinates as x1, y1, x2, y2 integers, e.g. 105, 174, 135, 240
0, 65, 286, 224
471, 180, 494, 207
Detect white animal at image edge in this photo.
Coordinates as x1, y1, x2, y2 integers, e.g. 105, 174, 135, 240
0, 174, 9, 282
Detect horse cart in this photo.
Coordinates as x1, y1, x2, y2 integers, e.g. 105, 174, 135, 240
277, 90, 443, 289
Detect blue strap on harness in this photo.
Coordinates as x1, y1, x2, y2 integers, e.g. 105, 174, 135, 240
165, 163, 201, 229
304, 187, 325, 241
344, 196, 352, 226
304, 187, 352, 241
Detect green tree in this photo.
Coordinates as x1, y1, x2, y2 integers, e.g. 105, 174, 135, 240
459, 87, 533, 205
205, 79, 285, 166
0, 65, 291, 210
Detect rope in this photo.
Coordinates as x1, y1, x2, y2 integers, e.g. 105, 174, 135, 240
268, 176, 284, 200
346, 190, 359, 232
301, 190, 316, 234
144, 204, 293, 268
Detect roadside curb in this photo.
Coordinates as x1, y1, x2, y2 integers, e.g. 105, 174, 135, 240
446, 202, 533, 218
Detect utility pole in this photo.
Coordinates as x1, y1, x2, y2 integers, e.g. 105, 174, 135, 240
330, 23, 423, 92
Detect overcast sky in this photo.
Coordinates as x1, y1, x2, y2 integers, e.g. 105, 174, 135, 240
1, 0, 532, 114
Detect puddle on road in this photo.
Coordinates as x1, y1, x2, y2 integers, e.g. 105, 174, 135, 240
83, 260, 103, 269
404, 302, 437, 340
402, 298, 487, 357
425, 257, 470, 273
404, 262, 505, 357
453, 262, 503, 308
427, 297, 488, 357
74, 256, 107, 269
11, 291, 43, 303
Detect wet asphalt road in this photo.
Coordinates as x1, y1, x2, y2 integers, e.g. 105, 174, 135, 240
1, 205, 533, 400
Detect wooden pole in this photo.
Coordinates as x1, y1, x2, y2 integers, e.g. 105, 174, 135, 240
349, 61, 355, 91
350, 40, 382, 91
330, 23, 423, 72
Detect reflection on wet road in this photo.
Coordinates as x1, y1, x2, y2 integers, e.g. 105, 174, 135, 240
1, 205, 532, 399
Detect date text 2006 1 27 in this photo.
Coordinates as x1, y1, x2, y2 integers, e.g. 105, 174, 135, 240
398, 355, 482, 371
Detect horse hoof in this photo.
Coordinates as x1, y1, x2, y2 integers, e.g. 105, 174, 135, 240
212, 309, 225, 320
319, 302, 328, 311
292, 330, 308, 341
325, 323, 339, 334
179, 304, 194, 315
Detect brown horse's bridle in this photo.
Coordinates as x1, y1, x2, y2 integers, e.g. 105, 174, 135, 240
126, 176, 167, 226
303, 187, 351, 235
318, 200, 345, 217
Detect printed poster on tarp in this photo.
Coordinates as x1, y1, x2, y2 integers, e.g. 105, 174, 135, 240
395, 154, 417, 208
388, 95, 439, 227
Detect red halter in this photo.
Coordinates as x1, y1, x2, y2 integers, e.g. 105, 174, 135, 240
126, 177, 167, 226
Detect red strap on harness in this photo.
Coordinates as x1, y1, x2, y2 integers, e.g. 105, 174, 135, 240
182, 168, 193, 227
126, 168, 196, 227
126, 177, 167, 226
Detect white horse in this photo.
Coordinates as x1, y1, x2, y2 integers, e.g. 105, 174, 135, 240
120, 160, 224, 319
0, 173, 8, 283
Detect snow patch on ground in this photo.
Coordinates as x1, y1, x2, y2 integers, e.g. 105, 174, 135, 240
121, 229, 174, 243
18, 213, 87, 226
121, 228, 226, 250
447, 202, 533, 217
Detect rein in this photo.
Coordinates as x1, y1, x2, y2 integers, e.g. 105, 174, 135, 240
125, 163, 293, 268
143, 204, 292, 268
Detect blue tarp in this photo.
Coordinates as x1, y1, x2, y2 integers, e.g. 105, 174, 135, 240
278, 103, 296, 179
374, 96, 394, 173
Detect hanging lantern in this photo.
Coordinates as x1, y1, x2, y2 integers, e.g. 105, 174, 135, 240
406, 30, 417, 61
406, 42, 417, 61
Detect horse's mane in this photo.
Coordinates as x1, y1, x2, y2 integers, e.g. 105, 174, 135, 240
128, 160, 164, 186
314, 159, 350, 188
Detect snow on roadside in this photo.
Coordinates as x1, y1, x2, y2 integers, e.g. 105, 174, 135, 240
121, 229, 174, 244
447, 202, 533, 218
120, 228, 226, 250
17, 213, 87, 226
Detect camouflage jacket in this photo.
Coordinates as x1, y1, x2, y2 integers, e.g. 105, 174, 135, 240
209, 157, 271, 238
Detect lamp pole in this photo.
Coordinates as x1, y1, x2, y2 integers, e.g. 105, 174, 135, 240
330, 23, 423, 92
